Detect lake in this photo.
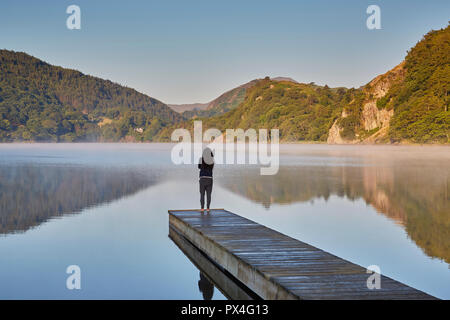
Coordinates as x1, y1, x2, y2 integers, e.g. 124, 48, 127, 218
0, 143, 448, 299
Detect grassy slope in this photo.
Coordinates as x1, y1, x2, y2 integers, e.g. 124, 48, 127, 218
156, 78, 353, 142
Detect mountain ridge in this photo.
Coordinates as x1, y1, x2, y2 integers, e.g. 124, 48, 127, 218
172, 77, 298, 119
158, 24, 449, 144
177, 79, 259, 119
168, 102, 209, 113
0, 49, 183, 142
0, 24, 448, 143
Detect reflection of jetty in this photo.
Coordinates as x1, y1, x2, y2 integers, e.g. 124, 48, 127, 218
169, 225, 258, 300
168, 209, 436, 300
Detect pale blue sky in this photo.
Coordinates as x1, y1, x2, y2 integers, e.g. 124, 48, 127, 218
1, 0, 449, 104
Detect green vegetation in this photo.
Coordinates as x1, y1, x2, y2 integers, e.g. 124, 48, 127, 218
388, 26, 450, 143
160, 78, 353, 142
336, 89, 366, 140
321, 24, 449, 144
182, 80, 258, 119
0, 24, 448, 144
0, 50, 183, 142
209, 79, 350, 141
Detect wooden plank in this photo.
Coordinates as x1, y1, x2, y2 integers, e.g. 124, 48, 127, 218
168, 209, 437, 300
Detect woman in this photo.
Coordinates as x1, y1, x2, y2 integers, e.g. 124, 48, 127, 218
198, 148, 214, 213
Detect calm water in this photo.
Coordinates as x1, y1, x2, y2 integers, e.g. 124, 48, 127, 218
0, 143, 448, 299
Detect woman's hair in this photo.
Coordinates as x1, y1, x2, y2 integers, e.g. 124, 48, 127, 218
201, 147, 214, 166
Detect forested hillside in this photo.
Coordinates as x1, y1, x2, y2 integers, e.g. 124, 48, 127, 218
181, 80, 259, 119
156, 78, 353, 141
0, 24, 448, 143
388, 26, 449, 143
330, 25, 449, 144
0, 50, 183, 142
161, 25, 449, 144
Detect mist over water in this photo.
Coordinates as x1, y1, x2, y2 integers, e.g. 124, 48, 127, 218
0, 143, 448, 299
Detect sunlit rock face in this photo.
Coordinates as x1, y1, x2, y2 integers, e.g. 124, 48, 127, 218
328, 61, 405, 144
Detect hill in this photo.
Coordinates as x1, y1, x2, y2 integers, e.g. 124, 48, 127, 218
329, 25, 449, 144
167, 102, 209, 113
159, 25, 449, 144
0, 50, 183, 142
178, 77, 298, 119
204, 78, 352, 141
1, 24, 448, 144
155, 77, 352, 141
179, 79, 259, 119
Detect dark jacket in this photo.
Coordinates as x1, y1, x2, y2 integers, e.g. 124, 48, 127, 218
198, 157, 214, 178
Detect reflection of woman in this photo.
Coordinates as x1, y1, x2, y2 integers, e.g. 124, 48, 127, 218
198, 148, 214, 213
198, 272, 214, 300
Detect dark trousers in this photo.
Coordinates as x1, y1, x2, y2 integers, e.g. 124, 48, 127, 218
199, 178, 213, 209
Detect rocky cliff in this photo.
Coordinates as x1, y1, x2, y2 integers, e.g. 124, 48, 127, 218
328, 61, 406, 144
328, 24, 449, 144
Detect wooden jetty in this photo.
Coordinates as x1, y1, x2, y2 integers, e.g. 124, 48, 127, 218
168, 209, 436, 300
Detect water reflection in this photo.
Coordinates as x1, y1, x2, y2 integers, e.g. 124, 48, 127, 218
0, 165, 157, 234
0, 144, 448, 299
218, 162, 449, 264
198, 273, 214, 300
169, 225, 256, 300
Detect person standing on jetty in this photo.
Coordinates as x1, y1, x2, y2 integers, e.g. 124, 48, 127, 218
198, 148, 214, 213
